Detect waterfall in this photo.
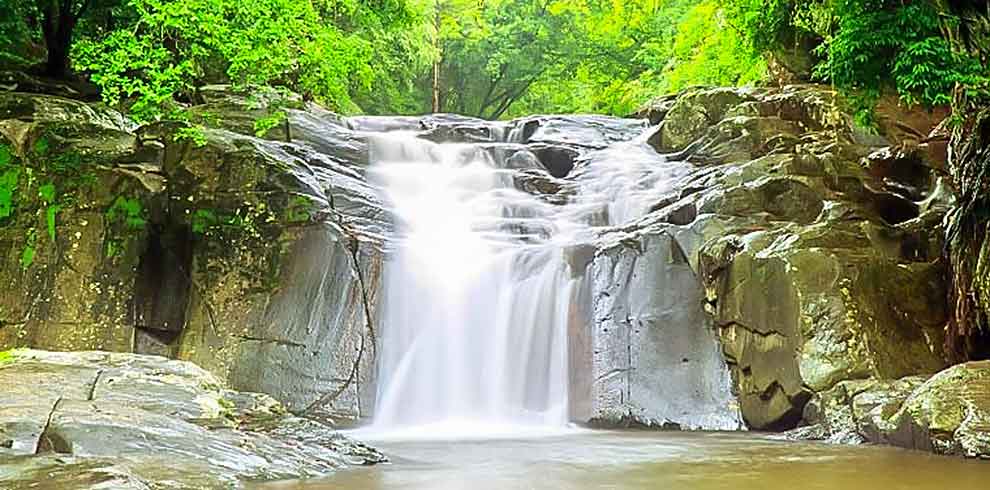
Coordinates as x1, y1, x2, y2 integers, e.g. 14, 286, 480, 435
360, 117, 739, 436
367, 134, 574, 434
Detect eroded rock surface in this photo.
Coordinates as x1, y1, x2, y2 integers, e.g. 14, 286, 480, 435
0, 349, 384, 489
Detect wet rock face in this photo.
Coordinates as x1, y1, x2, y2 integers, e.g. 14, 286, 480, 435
636, 85, 951, 430
0, 91, 156, 354
0, 86, 387, 422
588, 234, 743, 430
0, 350, 384, 489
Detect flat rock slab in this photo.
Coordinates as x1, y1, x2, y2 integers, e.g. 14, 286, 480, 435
0, 350, 384, 489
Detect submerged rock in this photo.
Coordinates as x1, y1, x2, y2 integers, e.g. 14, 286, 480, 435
0, 349, 384, 489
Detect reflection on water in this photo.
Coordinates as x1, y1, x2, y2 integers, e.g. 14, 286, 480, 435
251, 431, 990, 490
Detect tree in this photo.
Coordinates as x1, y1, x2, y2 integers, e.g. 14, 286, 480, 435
0, 0, 123, 78
39, 0, 92, 77
71, 0, 431, 120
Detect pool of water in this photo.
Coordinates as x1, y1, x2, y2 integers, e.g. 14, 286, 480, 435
252, 430, 990, 489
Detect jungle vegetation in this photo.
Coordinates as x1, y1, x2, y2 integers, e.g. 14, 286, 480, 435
0, 1, 987, 120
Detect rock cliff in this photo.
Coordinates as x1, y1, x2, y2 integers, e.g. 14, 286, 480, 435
2, 75, 988, 459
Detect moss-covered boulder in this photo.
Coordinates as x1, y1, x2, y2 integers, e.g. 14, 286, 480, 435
633, 85, 951, 430
793, 362, 990, 458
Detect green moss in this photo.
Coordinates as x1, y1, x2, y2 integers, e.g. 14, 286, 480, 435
32, 136, 49, 156
191, 208, 219, 235
253, 110, 286, 137
0, 348, 22, 366
39, 182, 57, 241
0, 166, 19, 220
106, 196, 146, 230
286, 195, 314, 223
174, 126, 208, 148
104, 195, 147, 258
0, 144, 12, 168
190, 207, 263, 237
20, 228, 36, 269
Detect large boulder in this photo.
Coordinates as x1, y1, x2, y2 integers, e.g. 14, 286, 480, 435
627, 85, 951, 430
793, 362, 990, 458
0, 349, 384, 489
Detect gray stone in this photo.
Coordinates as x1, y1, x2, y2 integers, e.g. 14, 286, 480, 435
0, 350, 383, 489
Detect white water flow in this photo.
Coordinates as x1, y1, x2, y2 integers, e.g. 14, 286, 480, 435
367, 123, 692, 437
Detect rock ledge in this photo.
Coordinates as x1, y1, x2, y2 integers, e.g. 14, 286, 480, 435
0, 349, 383, 489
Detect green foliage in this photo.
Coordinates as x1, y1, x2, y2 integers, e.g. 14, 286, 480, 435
104, 195, 146, 258
39, 182, 57, 241
254, 111, 288, 138
71, 0, 427, 121
433, 0, 767, 117
191, 207, 259, 237
20, 228, 36, 269
32, 137, 49, 157
0, 164, 20, 221
106, 196, 146, 230
725, 0, 989, 117
286, 195, 315, 223
0, 2, 39, 68
174, 126, 208, 148
659, 1, 766, 94
812, 1, 981, 108
0, 348, 22, 366
3, 0, 985, 121
191, 209, 220, 235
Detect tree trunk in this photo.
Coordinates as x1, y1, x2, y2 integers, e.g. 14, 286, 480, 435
431, 6, 442, 113
40, 1, 78, 79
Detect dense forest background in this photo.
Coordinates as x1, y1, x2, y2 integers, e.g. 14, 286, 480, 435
0, 1, 987, 121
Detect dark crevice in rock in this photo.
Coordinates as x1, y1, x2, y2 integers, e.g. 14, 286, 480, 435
35, 397, 70, 455
133, 224, 194, 355
665, 202, 698, 226
531, 144, 579, 178
587, 414, 683, 430
516, 119, 540, 143
233, 335, 308, 349
968, 328, 990, 361
871, 192, 921, 225
86, 370, 103, 401
721, 321, 789, 339
752, 383, 808, 431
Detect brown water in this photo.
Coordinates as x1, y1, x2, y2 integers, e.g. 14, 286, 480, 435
253, 431, 990, 490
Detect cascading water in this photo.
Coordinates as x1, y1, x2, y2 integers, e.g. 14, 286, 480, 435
360, 116, 738, 436
368, 134, 575, 433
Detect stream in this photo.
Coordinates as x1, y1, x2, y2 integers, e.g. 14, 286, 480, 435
253, 431, 989, 489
